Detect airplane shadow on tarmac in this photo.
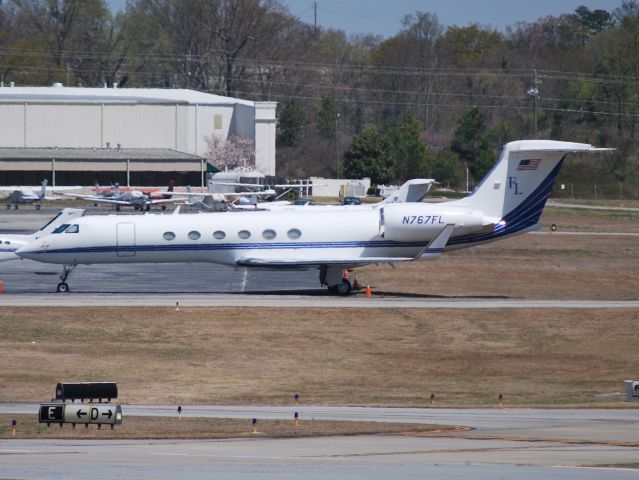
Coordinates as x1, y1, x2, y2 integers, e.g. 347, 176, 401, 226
242, 289, 511, 299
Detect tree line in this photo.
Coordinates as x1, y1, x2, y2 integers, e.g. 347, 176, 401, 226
1, 0, 638, 197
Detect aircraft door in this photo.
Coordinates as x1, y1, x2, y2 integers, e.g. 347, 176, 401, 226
116, 222, 136, 257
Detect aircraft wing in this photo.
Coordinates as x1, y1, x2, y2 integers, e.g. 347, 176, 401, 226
57, 193, 104, 201
50, 186, 82, 191
147, 198, 183, 205
236, 225, 455, 268
235, 256, 415, 268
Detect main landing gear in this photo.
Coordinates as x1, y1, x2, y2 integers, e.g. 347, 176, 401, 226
320, 266, 352, 296
56, 265, 76, 293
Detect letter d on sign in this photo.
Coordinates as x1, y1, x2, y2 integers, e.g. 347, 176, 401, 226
91, 407, 99, 421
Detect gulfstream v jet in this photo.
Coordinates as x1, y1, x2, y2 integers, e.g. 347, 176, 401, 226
16, 140, 612, 294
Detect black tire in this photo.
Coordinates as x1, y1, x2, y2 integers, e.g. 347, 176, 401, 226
56, 282, 69, 293
35, 204, 41, 210
336, 279, 352, 296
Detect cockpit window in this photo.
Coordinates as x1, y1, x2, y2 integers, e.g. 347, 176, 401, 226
52, 224, 71, 234
65, 224, 79, 233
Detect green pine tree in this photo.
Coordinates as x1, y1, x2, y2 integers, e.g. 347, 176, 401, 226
277, 101, 307, 147
451, 107, 495, 181
393, 111, 431, 181
317, 96, 338, 138
343, 127, 394, 185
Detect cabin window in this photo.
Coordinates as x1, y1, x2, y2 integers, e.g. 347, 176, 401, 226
262, 229, 276, 240
65, 224, 79, 233
287, 228, 302, 239
238, 230, 251, 239
52, 224, 70, 234
188, 230, 201, 240
213, 230, 226, 240
163, 231, 176, 241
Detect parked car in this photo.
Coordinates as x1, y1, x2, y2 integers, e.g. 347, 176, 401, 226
293, 199, 315, 206
341, 196, 362, 205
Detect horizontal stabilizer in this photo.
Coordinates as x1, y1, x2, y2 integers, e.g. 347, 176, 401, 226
413, 224, 455, 260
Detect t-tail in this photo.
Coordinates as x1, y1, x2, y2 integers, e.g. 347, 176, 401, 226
448, 140, 613, 245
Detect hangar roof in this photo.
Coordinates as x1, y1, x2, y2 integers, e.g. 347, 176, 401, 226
0, 147, 206, 161
0, 86, 254, 106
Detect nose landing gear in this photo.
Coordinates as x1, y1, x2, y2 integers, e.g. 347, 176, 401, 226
56, 265, 76, 293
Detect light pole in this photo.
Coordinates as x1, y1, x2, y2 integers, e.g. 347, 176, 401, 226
527, 69, 540, 138
335, 113, 341, 180
465, 163, 469, 193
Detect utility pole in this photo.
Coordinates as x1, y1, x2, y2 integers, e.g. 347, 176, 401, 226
314, 1, 318, 38
335, 113, 341, 180
527, 69, 540, 138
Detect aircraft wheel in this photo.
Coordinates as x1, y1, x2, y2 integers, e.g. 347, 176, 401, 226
5, 204, 9, 209
56, 282, 70, 293
14, 204, 18, 210
335, 279, 352, 296
35, 204, 41, 210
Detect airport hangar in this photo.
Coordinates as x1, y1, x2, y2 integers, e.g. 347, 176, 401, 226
0, 85, 277, 187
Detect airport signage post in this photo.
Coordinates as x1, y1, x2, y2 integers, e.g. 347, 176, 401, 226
39, 403, 123, 429
55, 382, 118, 403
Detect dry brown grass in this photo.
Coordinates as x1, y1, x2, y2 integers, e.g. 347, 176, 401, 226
0, 413, 448, 439
0, 307, 637, 406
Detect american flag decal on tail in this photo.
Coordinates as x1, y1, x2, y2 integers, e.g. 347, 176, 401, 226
517, 159, 541, 170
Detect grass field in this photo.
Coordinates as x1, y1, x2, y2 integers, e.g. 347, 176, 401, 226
0, 205, 637, 409
0, 307, 637, 407
0, 414, 448, 440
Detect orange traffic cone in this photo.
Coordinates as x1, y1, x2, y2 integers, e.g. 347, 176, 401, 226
0, 281, 4, 294
365, 285, 372, 297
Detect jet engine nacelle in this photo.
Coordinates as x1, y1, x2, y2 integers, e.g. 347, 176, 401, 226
382, 204, 491, 242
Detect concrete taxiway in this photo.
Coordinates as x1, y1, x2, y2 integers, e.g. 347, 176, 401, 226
1, 405, 638, 479
2, 292, 639, 308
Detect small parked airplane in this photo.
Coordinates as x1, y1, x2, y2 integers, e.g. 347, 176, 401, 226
16, 140, 612, 294
60, 182, 180, 211
0, 208, 85, 262
0, 180, 81, 209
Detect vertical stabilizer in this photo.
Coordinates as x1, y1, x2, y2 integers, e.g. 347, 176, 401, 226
382, 179, 435, 204
452, 141, 612, 232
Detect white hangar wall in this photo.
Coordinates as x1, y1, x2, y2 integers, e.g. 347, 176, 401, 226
0, 87, 277, 175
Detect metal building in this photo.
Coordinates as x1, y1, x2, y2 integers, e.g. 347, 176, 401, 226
0, 85, 277, 186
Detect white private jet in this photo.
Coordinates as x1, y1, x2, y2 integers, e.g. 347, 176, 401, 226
0, 208, 85, 262
0, 180, 81, 209
16, 140, 612, 294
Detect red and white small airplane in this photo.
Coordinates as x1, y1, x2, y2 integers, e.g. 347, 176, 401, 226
61, 181, 181, 211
